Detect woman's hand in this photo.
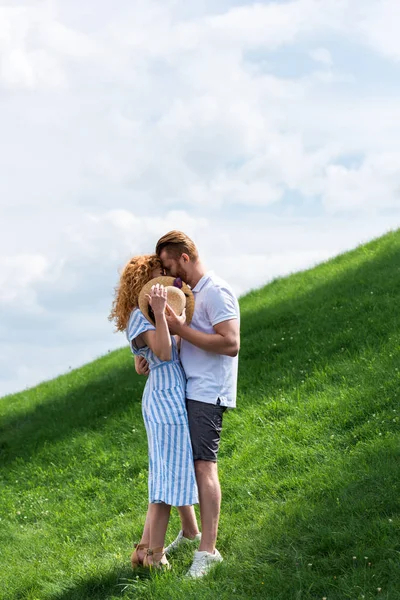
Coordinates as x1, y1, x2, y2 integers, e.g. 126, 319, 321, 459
135, 355, 149, 376
146, 283, 167, 317
142, 283, 172, 362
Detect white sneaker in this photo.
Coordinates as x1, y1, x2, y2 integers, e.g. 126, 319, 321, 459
164, 530, 201, 555
186, 549, 223, 578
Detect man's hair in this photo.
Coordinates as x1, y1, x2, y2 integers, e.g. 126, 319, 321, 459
155, 230, 199, 262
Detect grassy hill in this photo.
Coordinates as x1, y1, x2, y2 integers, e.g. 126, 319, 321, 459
1, 230, 399, 600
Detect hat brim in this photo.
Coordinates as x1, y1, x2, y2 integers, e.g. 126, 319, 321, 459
138, 276, 195, 326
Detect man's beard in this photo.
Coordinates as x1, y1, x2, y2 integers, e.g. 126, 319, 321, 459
175, 265, 188, 282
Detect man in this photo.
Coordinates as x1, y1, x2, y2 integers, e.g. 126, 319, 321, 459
136, 230, 240, 578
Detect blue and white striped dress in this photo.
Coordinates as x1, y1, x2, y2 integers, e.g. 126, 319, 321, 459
127, 309, 198, 507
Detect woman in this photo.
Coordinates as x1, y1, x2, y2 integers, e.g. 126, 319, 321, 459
109, 254, 199, 568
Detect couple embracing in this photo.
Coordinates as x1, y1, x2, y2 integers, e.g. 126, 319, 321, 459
109, 231, 240, 578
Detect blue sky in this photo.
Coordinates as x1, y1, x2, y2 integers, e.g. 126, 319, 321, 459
1, 0, 400, 397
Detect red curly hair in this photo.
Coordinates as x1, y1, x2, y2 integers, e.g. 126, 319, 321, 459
109, 254, 163, 332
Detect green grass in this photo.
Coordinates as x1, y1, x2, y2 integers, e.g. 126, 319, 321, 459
1, 229, 400, 600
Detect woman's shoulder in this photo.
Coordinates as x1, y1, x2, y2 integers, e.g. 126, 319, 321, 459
127, 308, 139, 331
128, 307, 140, 320
127, 308, 155, 340
128, 308, 149, 326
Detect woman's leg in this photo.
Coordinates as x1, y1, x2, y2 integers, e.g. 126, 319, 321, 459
177, 505, 201, 538
134, 505, 151, 563
146, 502, 172, 565
134, 505, 198, 565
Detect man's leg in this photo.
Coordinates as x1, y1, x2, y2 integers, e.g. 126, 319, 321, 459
185, 399, 226, 556
195, 460, 221, 553
177, 505, 201, 539
165, 505, 201, 554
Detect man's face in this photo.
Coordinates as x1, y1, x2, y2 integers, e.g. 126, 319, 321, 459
160, 249, 188, 281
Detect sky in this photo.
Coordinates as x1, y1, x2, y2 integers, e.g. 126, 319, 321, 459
1, 0, 400, 398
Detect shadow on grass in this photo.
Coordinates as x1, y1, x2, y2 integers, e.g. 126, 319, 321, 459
48, 564, 146, 600
0, 356, 146, 467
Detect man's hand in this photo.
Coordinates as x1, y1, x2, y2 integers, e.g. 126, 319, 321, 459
135, 355, 150, 376
165, 304, 186, 335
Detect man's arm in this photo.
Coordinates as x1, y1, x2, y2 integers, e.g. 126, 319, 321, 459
166, 307, 240, 357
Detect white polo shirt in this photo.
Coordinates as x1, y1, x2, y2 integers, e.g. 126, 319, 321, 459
180, 271, 240, 409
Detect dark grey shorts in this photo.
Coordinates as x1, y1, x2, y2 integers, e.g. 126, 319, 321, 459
186, 399, 226, 462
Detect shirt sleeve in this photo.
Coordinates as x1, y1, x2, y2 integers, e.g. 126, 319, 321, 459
126, 309, 155, 354
205, 285, 239, 328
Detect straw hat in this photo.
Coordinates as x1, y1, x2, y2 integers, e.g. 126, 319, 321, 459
138, 276, 195, 325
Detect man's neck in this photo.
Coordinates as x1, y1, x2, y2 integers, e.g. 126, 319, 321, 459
187, 261, 207, 289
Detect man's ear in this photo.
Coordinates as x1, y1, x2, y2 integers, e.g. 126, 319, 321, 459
181, 253, 190, 264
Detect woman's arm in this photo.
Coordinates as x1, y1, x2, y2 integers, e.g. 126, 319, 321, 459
141, 284, 172, 361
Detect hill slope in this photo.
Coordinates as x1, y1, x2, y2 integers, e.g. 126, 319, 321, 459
1, 230, 399, 600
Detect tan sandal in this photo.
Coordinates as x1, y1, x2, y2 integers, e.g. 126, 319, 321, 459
131, 542, 148, 569
143, 546, 171, 570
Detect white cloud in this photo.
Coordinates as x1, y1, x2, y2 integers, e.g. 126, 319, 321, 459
323, 153, 400, 213
310, 47, 333, 67
1, 0, 400, 397
0, 4, 68, 89
358, 0, 400, 62
207, 0, 325, 49
0, 209, 208, 314
0, 254, 54, 309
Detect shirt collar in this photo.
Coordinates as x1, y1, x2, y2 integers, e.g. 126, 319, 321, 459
192, 270, 213, 293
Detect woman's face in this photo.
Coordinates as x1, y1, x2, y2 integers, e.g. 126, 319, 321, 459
151, 266, 164, 279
